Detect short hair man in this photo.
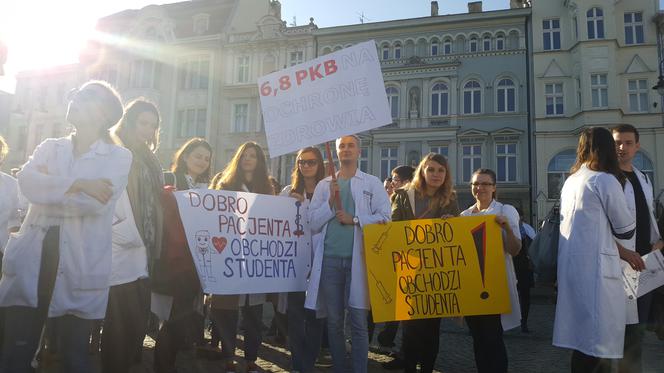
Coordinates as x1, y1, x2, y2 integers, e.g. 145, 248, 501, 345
307, 135, 391, 373
612, 124, 664, 373
391, 165, 415, 190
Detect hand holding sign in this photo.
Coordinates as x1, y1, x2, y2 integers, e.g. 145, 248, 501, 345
363, 215, 511, 323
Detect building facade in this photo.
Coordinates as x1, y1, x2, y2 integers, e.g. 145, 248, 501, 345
7, 0, 535, 215
312, 2, 532, 210
532, 0, 664, 221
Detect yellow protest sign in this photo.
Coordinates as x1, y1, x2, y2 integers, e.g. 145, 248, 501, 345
363, 215, 511, 322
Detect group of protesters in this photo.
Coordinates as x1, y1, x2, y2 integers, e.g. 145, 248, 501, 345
0, 79, 659, 373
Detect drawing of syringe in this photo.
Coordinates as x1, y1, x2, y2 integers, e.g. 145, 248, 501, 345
369, 270, 392, 304
371, 226, 391, 254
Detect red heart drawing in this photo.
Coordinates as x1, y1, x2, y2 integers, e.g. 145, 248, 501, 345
212, 237, 227, 254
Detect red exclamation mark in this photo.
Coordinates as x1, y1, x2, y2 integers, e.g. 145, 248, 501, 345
471, 222, 489, 300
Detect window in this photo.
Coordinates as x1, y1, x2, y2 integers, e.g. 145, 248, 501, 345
543, 19, 561, 50
547, 149, 576, 199
545, 83, 564, 116
179, 57, 209, 90
193, 15, 209, 35
177, 108, 207, 138
130, 60, 160, 89
380, 147, 398, 180
236, 56, 250, 83
495, 35, 505, 50
431, 83, 449, 116
591, 74, 608, 108
233, 103, 248, 132
624, 12, 644, 45
634, 151, 654, 181
587, 7, 605, 40
628, 79, 648, 112
496, 143, 517, 182
429, 146, 449, 157
573, 16, 579, 40
462, 145, 482, 182
289, 51, 304, 66
386, 87, 399, 119
382, 45, 389, 60
497, 78, 516, 113
483, 36, 491, 51
463, 80, 482, 114
469, 37, 478, 52
431, 40, 439, 56
360, 147, 369, 173
394, 44, 402, 59
443, 39, 452, 54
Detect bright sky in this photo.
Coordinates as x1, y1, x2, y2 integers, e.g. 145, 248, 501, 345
0, 0, 659, 93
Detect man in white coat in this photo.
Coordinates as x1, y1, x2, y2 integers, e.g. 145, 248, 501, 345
612, 124, 664, 373
307, 135, 391, 373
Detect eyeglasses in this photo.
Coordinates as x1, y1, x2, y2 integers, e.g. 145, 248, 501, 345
470, 182, 495, 187
297, 159, 318, 167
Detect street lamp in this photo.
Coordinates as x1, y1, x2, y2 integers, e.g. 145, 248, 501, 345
652, 13, 664, 97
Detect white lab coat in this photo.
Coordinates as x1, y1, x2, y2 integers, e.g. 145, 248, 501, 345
109, 190, 148, 287
622, 168, 661, 325
0, 172, 22, 251
553, 165, 636, 358
461, 200, 522, 331
305, 170, 391, 314
0, 137, 131, 319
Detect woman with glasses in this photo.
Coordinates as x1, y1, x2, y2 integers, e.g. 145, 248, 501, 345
460, 168, 522, 373
553, 127, 635, 373
278, 147, 326, 373
390, 153, 459, 373
0, 81, 132, 373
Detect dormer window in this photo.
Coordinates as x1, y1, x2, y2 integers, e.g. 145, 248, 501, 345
193, 14, 210, 35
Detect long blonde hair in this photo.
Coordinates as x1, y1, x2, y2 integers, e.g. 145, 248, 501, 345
409, 152, 456, 209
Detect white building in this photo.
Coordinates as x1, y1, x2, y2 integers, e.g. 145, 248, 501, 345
532, 0, 664, 221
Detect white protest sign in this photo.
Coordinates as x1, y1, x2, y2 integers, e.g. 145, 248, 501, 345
258, 40, 392, 157
174, 189, 312, 295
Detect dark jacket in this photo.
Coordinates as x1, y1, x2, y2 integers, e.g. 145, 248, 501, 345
390, 188, 460, 222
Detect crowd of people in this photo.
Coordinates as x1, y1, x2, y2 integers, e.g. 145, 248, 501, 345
0, 79, 659, 373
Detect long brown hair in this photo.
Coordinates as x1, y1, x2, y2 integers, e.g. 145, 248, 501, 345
410, 152, 456, 209
211, 142, 273, 194
171, 137, 213, 186
113, 98, 160, 151
291, 147, 325, 195
570, 127, 625, 185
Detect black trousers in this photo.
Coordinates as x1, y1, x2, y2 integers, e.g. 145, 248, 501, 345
153, 290, 203, 373
517, 282, 531, 327
571, 350, 612, 373
465, 314, 507, 373
101, 278, 150, 373
402, 317, 441, 373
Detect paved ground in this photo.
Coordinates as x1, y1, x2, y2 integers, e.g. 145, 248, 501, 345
42, 285, 664, 372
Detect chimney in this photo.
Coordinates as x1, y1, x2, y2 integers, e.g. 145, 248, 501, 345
468, 1, 483, 13
431, 1, 439, 16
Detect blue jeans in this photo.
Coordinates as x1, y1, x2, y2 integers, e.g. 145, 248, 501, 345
1, 307, 93, 373
287, 291, 324, 373
320, 256, 368, 373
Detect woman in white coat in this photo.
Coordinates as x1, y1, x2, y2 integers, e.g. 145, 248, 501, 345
553, 127, 636, 373
279, 146, 326, 373
460, 168, 522, 373
0, 81, 132, 373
